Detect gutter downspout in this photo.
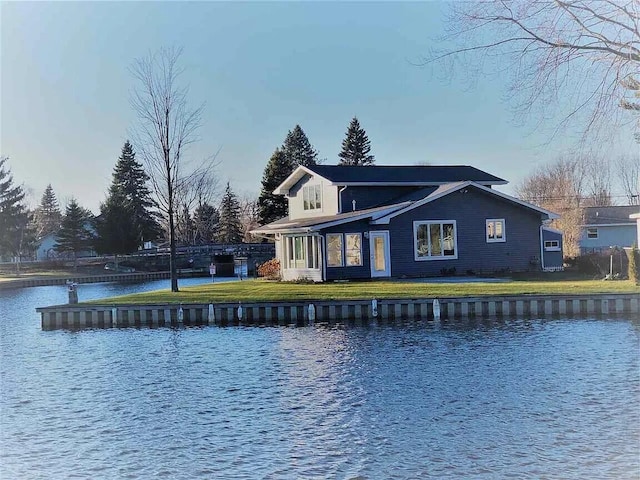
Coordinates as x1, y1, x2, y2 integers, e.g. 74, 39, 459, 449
338, 186, 348, 214
539, 225, 546, 271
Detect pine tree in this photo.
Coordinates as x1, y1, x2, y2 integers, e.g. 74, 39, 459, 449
629, 243, 639, 284
0, 157, 33, 263
110, 141, 161, 243
258, 148, 294, 225
55, 199, 94, 269
94, 190, 139, 261
282, 125, 318, 168
193, 203, 219, 245
338, 117, 375, 166
216, 183, 243, 244
33, 184, 62, 238
175, 203, 195, 245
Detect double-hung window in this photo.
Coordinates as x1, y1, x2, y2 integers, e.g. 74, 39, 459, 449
303, 185, 322, 210
486, 219, 506, 243
414, 221, 457, 260
587, 227, 598, 239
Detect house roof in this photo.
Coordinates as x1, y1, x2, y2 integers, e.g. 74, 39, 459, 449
583, 205, 639, 225
273, 164, 507, 194
372, 181, 559, 224
253, 181, 558, 234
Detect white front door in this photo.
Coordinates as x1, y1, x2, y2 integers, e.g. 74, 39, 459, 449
369, 231, 391, 277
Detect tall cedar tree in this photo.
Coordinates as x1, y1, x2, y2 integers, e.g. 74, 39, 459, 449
34, 184, 62, 238
95, 141, 160, 258
217, 183, 243, 244
175, 203, 195, 245
282, 125, 318, 168
55, 199, 94, 268
193, 203, 219, 245
338, 117, 375, 166
0, 157, 33, 262
258, 149, 294, 225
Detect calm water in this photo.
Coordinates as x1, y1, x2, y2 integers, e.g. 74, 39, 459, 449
1, 280, 639, 479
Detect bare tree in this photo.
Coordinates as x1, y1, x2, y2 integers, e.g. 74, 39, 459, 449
616, 154, 640, 204
583, 156, 613, 207
130, 46, 205, 292
429, 1, 640, 141
516, 155, 586, 257
238, 193, 260, 243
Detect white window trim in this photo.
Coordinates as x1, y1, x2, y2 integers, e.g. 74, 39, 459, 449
486, 218, 506, 243
345, 233, 363, 267
283, 234, 321, 270
586, 227, 598, 239
302, 184, 322, 211
544, 240, 561, 252
326, 233, 344, 267
413, 220, 458, 261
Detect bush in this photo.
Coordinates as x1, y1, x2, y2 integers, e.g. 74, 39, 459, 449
629, 245, 639, 285
257, 258, 280, 280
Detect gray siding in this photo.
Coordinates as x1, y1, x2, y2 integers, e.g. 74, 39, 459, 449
579, 224, 637, 252
387, 188, 543, 277
542, 229, 563, 269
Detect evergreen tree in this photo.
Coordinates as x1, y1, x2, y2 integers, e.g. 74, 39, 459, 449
175, 203, 195, 245
193, 203, 219, 245
110, 141, 161, 243
95, 141, 161, 259
33, 184, 62, 238
629, 243, 639, 285
338, 117, 375, 166
216, 182, 243, 244
55, 199, 94, 268
258, 148, 294, 225
282, 125, 318, 168
0, 157, 34, 263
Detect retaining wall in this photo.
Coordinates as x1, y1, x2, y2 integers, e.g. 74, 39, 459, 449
36, 293, 640, 330
1, 272, 170, 290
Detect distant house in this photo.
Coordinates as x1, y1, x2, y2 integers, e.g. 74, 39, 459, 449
579, 205, 640, 254
35, 232, 59, 261
630, 212, 640, 248
252, 165, 562, 281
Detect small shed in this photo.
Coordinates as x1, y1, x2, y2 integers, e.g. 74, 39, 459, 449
542, 226, 563, 271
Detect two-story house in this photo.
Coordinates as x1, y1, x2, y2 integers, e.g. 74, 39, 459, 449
252, 165, 563, 281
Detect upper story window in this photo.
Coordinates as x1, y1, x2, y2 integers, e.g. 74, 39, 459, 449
587, 227, 598, 239
414, 220, 457, 261
486, 219, 506, 243
303, 185, 322, 210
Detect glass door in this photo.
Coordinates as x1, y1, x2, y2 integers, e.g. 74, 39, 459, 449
369, 231, 391, 277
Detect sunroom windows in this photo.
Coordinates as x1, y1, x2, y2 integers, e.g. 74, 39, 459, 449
283, 235, 320, 269
413, 221, 457, 260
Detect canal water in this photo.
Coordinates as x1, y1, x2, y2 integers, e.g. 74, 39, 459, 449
1, 280, 639, 479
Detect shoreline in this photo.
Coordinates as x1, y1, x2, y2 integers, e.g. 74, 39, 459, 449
37, 292, 640, 330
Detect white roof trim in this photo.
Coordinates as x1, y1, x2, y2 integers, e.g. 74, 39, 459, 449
272, 165, 331, 195
307, 203, 410, 231
582, 222, 635, 227
629, 213, 640, 219
542, 226, 563, 235
372, 181, 559, 225
328, 180, 507, 187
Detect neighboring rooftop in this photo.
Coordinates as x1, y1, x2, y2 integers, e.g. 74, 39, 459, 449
306, 164, 507, 185
583, 205, 640, 225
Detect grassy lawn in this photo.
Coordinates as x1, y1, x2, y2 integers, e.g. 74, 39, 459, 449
86, 278, 640, 305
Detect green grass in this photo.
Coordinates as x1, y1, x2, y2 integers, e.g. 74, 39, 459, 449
85, 278, 640, 305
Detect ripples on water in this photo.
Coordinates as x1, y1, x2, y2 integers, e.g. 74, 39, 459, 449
1, 282, 639, 479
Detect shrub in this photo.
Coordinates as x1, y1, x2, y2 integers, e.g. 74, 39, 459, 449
257, 258, 280, 280
629, 244, 639, 285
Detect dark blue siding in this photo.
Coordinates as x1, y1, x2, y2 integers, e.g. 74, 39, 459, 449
341, 186, 423, 211
387, 188, 543, 277
323, 220, 372, 281
542, 229, 563, 269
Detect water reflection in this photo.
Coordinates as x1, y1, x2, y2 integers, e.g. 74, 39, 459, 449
0, 283, 638, 479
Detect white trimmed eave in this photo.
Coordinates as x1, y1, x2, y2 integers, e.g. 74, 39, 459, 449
332, 180, 507, 187
272, 165, 333, 195
582, 222, 635, 227
371, 181, 559, 225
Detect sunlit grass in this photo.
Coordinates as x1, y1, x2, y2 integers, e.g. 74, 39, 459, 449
86, 278, 639, 305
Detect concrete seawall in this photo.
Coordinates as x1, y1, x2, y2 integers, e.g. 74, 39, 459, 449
37, 293, 640, 330
1, 271, 171, 290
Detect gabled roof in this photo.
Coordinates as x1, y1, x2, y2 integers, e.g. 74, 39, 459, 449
371, 181, 559, 224
583, 205, 639, 225
251, 203, 410, 234
273, 164, 507, 194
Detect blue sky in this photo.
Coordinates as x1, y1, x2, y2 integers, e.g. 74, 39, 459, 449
1, 1, 636, 213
